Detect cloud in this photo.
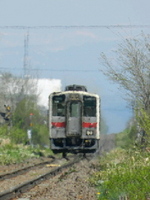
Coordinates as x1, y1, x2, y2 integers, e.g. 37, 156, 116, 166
49, 46, 66, 52
75, 30, 98, 39
0, 28, 131, 55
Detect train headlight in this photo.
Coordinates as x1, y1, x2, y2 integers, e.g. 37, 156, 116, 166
69, 94, 80, 100
86, 130, 94, 136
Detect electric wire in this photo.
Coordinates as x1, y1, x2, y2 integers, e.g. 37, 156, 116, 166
0, 67, 99, 72
0, 25, 150, 30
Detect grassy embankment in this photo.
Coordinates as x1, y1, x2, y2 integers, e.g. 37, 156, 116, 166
0, 125, 53, 165
90, 132, 150, 200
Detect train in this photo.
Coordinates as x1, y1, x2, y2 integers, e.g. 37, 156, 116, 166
48, 84, 100, 156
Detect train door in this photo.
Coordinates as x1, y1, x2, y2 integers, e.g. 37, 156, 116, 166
66, 101, 82, 136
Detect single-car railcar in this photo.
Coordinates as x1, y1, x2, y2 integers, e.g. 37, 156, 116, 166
48, 85, 100, 156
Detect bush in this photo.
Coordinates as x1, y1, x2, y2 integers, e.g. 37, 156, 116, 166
31, 124, 49, 147
91, 148, 150, 200
116, 127, 137, 149
0, 144, 37, 164
0, 125, 9, 137
9, 127, 28, 144
115, 130, 130, 148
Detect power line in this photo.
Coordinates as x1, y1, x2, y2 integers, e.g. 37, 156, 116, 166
0, 25, 150, 30
0, 68, 99, 72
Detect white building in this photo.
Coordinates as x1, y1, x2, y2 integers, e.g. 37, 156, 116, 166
37, 79, 61, 108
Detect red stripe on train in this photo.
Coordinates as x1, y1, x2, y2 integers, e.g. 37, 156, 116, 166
82, 122, 97, 128
51, 122, 66, 128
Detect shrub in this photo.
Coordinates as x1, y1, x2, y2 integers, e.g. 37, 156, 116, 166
31, 124, 49, 147
9, 127, 28, 144
0, 125, 9, 137
0, 144, 37, 164
91, 148, 150, 200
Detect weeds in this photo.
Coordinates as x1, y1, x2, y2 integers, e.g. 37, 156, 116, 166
0, 144, 36, 165
0, 125, 52, 165
90, 148, 150, 200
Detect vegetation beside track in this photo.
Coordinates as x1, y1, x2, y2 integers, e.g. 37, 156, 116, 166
0, 125, 53, 165
91, 145, 150, 200
0, 143, 53, 165
96, 33, 150, 199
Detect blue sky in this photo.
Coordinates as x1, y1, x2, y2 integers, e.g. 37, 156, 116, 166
0, 1, 149, 25
0, 0, 150, 133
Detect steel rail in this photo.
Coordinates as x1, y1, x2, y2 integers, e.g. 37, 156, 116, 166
0, 157, 81, 200
0, 158, 55, 181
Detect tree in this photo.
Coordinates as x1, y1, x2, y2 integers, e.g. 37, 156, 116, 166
135, 106, 150, 145
100, 33, 150, 142
0, 73, 39, 112
100, 33, 150, 112
0, 72, 49, 145
0, 72, 41, 129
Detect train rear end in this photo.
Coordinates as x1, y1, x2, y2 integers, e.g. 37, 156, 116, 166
48, 87, 100, 155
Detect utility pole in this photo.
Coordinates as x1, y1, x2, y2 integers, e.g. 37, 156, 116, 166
23, 31, 29, 77
23, 31, 30, 95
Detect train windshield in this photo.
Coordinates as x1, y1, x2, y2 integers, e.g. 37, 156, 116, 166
52, 95, 65, 116
83, 96, 96, 117
69, 101, 81, 117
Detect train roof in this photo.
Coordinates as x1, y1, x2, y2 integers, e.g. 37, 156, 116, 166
50, 90, 99, 98
49, 85, 100, 98
65, 85, 87, 92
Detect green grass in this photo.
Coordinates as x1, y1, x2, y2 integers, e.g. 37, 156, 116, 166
90, 148, 150, 200
0, 143, 53, 165
0, 125, 53, 165
0, 144, 33, 164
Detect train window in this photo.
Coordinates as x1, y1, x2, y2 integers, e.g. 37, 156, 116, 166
83, 96, 96, 117
53, 95, 65, 103
52, 95, 65, 116
69, 101, 81, 117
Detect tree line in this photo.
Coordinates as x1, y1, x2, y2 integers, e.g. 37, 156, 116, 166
100, 32, 150, 147
0, 73, 48, 146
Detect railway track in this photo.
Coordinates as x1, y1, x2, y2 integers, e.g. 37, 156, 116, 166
0, 158, 55, 181
0, 156, 81, 200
